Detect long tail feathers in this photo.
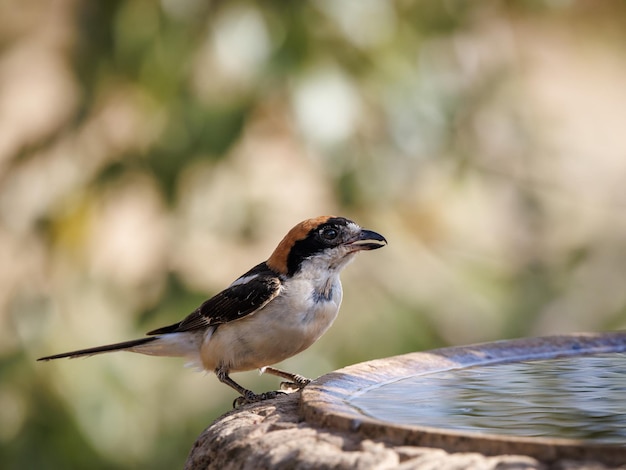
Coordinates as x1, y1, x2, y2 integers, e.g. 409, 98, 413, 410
37, 337, 159, 361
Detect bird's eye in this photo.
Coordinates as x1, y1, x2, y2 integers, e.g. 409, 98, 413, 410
320, 226, 339, 241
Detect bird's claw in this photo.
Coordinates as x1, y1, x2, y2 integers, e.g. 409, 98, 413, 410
279, 376, 311, 391
232, 390, 287, 408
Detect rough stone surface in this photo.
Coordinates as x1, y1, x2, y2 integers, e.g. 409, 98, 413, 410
184, 392, 620, 470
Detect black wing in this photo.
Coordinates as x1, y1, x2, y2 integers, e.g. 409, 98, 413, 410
147, 262, 282, 335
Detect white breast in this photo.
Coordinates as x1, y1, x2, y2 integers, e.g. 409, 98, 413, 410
199, 275, 343, 373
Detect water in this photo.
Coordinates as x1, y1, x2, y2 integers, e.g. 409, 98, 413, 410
349, 353, 626, 444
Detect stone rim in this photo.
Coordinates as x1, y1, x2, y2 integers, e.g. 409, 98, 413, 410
300, 332, 626, 465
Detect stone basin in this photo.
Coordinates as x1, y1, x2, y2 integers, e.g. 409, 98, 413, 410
300, 332, 626, 466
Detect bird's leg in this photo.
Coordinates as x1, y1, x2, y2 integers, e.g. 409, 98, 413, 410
262, 366, 311, 391
215, 367, 285, 408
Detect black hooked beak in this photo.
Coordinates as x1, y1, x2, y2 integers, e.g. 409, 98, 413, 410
347, 229, 387, 251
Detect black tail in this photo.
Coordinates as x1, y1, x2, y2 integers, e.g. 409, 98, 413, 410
37, 337, 158, 361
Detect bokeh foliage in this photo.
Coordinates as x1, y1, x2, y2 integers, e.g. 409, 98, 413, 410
2, 0, 626, 468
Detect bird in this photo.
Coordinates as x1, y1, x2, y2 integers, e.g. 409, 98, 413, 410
38, 216, 387, 406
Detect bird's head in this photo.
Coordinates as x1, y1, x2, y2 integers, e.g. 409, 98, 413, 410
267, 216, 387, 276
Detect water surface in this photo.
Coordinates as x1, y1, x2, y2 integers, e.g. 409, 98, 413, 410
349, 353, 626, 444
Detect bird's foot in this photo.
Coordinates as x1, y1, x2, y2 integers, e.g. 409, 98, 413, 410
279, 375, 311, 391
232, 390, 286, 408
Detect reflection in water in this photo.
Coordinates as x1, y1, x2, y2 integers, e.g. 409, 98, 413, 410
349, 353, 626, 444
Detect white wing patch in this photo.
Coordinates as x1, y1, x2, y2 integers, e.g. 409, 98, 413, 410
229, 273, 260, 288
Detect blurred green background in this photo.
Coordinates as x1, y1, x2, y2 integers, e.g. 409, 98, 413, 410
2, 0, 626, 468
